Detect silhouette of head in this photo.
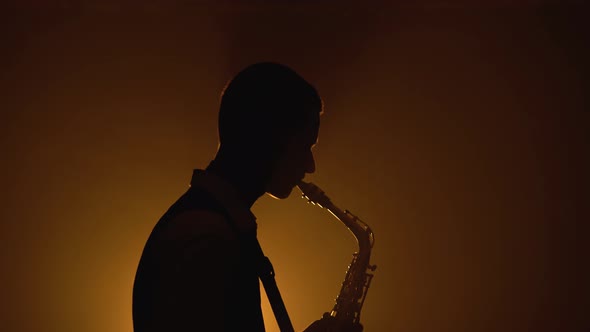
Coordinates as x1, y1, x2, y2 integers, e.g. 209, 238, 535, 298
217, 62, 323, 199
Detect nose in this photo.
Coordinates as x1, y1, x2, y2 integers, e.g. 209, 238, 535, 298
305, 151, 316, 174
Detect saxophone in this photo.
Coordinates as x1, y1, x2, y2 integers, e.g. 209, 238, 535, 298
298, 181, 376, 332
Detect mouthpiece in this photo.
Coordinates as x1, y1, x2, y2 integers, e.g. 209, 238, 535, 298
297, 180, 331, 208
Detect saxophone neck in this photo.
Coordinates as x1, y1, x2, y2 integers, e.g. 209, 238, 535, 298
297, 180, 375, 249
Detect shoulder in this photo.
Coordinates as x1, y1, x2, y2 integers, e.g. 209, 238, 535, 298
145, 209, 239, 269
162, 209, 236, 244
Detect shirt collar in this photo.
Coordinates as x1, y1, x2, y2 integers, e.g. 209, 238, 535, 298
189, 169, 257, 233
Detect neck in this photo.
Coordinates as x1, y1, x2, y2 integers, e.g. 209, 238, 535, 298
205, 152, 269, 208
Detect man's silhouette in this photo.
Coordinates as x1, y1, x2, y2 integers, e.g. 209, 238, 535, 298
132, 62, 322, 332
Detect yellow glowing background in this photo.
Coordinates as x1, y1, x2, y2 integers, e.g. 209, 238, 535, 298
1, 1, 588, 332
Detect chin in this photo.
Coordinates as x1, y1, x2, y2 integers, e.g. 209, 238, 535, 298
266, 185, 294, 200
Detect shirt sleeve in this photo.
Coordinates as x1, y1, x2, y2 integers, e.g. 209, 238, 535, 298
153, 210, 238, 332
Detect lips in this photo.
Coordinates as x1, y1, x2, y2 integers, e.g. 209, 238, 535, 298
297, 175, 306, 184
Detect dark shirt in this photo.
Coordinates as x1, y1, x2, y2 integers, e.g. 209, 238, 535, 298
132, 169, 265, 332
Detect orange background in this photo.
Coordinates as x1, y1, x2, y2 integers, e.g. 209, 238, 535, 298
1, 1, 588, 332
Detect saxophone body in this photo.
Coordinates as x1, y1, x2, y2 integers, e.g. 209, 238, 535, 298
298, 181, 376, 331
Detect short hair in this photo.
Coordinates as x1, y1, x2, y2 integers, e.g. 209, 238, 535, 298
218, 62, 323, 149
